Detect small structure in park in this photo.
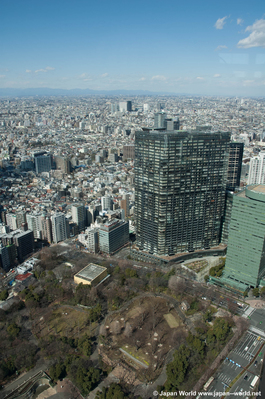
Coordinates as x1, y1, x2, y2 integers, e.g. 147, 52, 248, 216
74, 263, 107, 287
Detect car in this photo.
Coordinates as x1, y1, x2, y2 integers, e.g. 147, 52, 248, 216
244, 374, 248, 380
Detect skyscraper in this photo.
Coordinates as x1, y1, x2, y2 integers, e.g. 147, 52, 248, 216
51, 212, 68, 243
71, 204, 86, 232
247, 152, 265, 185
135, 128, 230, 256
226, 142, 244, 191
222, 185, 265, 289
34, 152, 52, 174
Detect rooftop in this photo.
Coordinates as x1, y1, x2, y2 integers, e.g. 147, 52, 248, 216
74, 263, 107, 282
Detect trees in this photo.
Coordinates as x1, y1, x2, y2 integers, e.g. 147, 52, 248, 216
0, 289, 8, 301
165, 344, 190, 391
7, 323, 20, 338
252, 287, 259, 297
96, 383, 126, 399
49, 362, 66, 381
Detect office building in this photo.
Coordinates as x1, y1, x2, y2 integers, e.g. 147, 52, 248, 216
98, 219, 129, 254
16, 211, 27, 229
222, 185, 265, 289
154, 112, 167, 129
51, 212, 68, 243
34, 152, 52, 174
226, 142, 244, 191
101, 195, 113, 211
120, 194, 130, 218
71, 204, 86, 232
55, 156, 71, 174
119, 101, 132, 112
123, 145, 135, 160
135, 128, 230, 256
13, 230, 34, 263
26, 213, 42, 239
0, 244, 10, 271
154, 113, 180, 130
41, 216, 53, 243
247, 152, 265, 185
6, 213, 17, 231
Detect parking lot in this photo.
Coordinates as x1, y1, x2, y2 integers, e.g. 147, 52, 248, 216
200, 317, 264, 399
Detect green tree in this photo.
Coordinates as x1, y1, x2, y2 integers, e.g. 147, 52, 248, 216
78, 334, 92, 357
252, 287, 260, 297
76, 366, 100, 395
96, 383, 125, 399
165, 344, 190, 391
0, 289, 8, 301
7, 323, 20, 338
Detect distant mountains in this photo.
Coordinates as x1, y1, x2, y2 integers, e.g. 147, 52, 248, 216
0, 87, 181, 97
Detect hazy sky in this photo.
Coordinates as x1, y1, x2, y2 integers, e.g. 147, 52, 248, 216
1, 0, 265, 96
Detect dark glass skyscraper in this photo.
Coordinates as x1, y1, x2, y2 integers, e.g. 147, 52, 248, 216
135, 128, 231, 256
226, 142, 244, 191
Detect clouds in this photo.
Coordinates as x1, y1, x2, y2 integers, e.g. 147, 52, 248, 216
237, 18, 265, 48
151, 75, 167, 81
26, 66, 55, 73
237, 18, 244, 26
215, 45, 227, 51
214, 17, 227, 30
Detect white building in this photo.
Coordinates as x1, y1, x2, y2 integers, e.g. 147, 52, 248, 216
51, 212, 68, 243
101, 195, 112, 211
26, 213, 43, 239
248, 152, 265, 185
5, 213, 17, 231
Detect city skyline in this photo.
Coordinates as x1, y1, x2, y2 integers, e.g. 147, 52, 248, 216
1, 0, 265, 96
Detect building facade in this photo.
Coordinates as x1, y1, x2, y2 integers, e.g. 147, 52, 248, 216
247, 152, 265, 185
223, 185, 265, 288
135, 128, 231, 256
226, 142, 244, 191
71, 204, 86, 232
98, 219, 129, 254
51, 212, 68, 243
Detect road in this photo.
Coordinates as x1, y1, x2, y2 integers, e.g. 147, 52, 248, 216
200, 306, 265, 398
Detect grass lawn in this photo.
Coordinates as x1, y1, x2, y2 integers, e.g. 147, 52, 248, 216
163, 312, 180, 328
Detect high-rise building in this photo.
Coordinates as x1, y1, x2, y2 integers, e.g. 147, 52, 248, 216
226, 142, 244, 191
135, 128, 230, 256
247, 152, 265, 185
71, 204, 86, 233
154, 113, 180, 130
16, 211, 27, 229
34, 152, 52, 174
154, 112, 167, 129
98, 219, 129, 254
119, 101, 132, 112
120, 194, 130, 218
101, 196, 113, 211
123, 145, 135, 160
41, 216, 53, 243
223, 185, 265, 289
51, 212, 68, 243
55, 156, 71, 174
0, 244, 10, 271
5, 213, 17, 231
26, 213, 42, 239
13, 230, 34, 263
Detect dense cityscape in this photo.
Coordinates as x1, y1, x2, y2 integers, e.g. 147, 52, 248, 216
0, 95, 265, 399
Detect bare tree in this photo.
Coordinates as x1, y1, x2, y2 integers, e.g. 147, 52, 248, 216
124, 322, 133, 338
110, 320, 121, 335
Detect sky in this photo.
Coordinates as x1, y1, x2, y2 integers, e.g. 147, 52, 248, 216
0, 0, 265, 96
